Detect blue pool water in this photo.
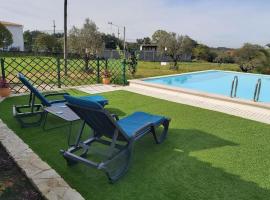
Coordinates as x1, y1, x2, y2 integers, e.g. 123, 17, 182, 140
144, 70, 270, 103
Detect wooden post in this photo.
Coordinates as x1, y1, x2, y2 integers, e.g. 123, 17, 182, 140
56, 57, 61, 88
122, 59, 126, 85
97, 57, 100, 83
1, 58, 5, 80
64, 0, 68, 75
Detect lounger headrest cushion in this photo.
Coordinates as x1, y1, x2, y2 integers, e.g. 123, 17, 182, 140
64, 95, 103, 110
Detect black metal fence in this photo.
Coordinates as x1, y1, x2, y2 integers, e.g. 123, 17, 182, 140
103, 50, 192, 62
0, 50, 192, 62
0, 56, 128, 94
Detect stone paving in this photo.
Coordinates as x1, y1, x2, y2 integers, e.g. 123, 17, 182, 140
75, 84, 124, 94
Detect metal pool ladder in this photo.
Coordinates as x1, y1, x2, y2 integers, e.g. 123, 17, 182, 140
230, 76, 238, 98
253, 78, 262, 102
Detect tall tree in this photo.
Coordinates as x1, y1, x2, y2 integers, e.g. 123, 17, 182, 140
23, 30, 43, 51
193, 44, 212, 61
101, 33, 123, 49
152, 30, 169, 44
0, 23, 13, 49
33, 33, 61, 52
136, 37, 151, 45
68, 18, 104, 55
157, 32, 196, 69
236, 43, 270, 72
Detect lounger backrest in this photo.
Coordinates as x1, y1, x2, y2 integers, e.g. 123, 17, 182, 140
64, 95, 128, 141
18, 73, 51, 106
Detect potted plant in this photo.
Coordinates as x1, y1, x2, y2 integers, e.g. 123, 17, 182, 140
102, 69, 111, 84
0, 78, 11, 97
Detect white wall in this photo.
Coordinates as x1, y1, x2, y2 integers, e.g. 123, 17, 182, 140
5, 25, 24, 51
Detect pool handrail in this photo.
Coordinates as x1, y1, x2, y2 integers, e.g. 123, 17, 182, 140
230, 76, 238, 98
253, 78, 262, 102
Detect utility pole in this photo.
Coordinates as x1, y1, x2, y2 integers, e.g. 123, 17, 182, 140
123, 26, 126, 58
53, 20, 56, 35
64, 0, 67, 75
108, 22, 126, 57
117, 28, 120, 40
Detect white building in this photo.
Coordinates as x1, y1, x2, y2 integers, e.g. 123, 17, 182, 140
0, 21, 24, 51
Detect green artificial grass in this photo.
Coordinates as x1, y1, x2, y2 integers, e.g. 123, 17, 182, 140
0, 90, 270, 200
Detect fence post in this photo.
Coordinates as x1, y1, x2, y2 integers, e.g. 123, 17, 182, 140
56, 57, 61, 88
1, 58, 5, 80
97, 57, 100, 83
122, 59, 126, 85
105, 59, 108, 70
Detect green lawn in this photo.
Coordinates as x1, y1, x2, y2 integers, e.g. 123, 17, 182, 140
1, 90, 270, 200
134, 61, 239, 78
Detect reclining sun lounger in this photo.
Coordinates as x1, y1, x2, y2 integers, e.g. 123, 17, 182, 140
61, 95, 171, 183
13, 73, 108, 128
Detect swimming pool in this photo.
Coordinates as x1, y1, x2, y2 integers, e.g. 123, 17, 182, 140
144, 70, 270, 103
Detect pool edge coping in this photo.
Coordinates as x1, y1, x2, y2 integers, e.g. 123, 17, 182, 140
139, 69, 270, 80
0, 117, 85, 200
129, 73, 270, 110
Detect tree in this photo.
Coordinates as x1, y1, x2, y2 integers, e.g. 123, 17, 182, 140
23, 30, 44, 51
0, 23, 13, 49
136, 37, 151, 45
235, 43, 270, 72
127, 42, 140, 51
101, 33, 123, 49
214, 51, 235, 64
68, 18, 104, 72
33, 33, 61, 52
157, 32, 196, 70
68, 18, 104, 55
152, 30, 168, 44
193, 44, 214, 61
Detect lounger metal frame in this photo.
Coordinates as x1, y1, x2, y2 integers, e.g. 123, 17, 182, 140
61, 103, 170, 183
13, 91, 68, 128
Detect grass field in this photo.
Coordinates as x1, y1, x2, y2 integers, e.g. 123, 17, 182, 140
0, 90, 270, 200
134, 61, 240, 78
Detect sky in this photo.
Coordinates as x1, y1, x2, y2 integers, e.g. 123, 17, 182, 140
1, 0, 270, 48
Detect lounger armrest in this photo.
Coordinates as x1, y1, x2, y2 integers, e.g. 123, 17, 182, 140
44, 92, 69, 98
111, 114, 119, 121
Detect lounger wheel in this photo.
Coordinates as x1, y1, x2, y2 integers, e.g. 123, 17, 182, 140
153, 119, 170, 144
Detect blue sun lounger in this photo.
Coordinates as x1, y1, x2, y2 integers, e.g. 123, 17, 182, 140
61, 95, 170, 183
13, 73, 108, 128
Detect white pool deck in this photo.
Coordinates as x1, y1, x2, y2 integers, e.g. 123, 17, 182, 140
75, 84, 270, 125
